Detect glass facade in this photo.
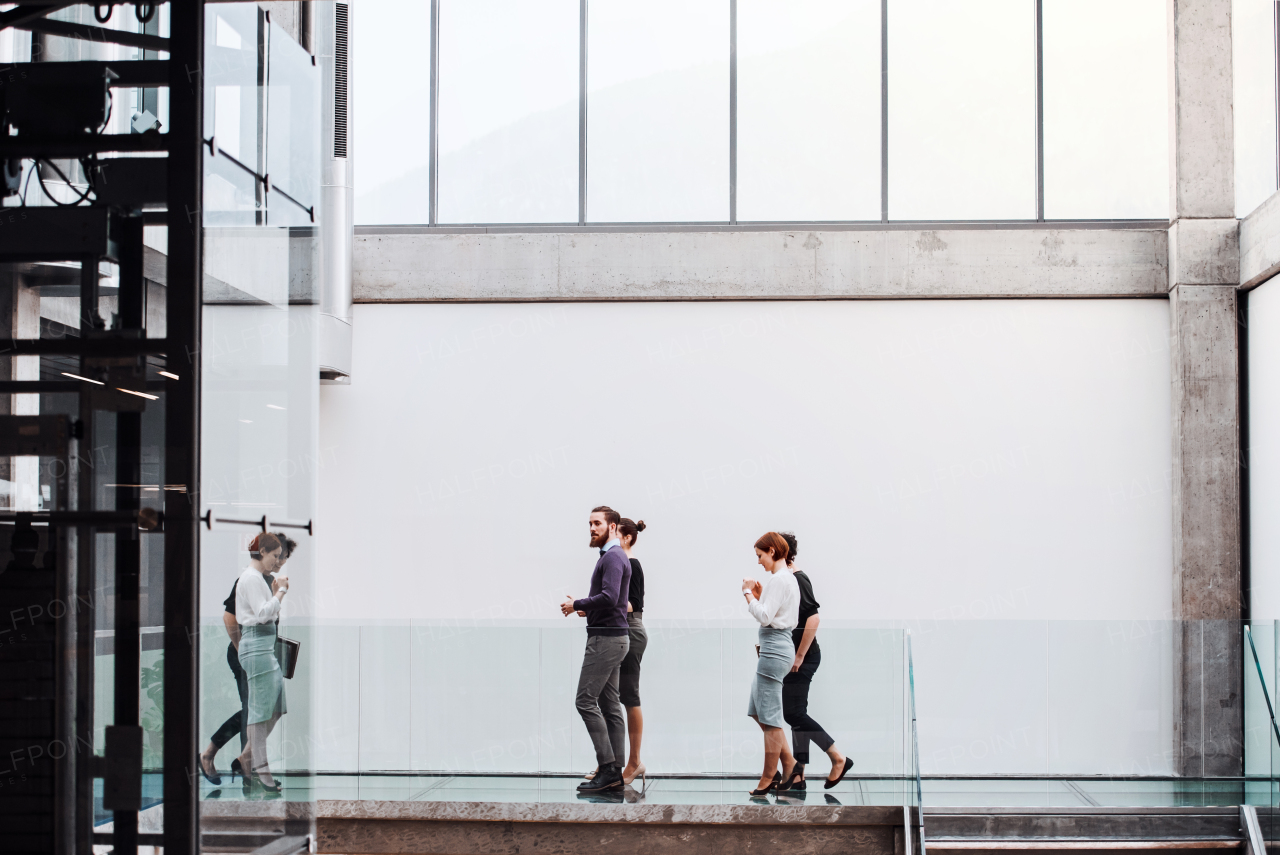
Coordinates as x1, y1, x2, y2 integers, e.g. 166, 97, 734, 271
355, 0, 1171, 225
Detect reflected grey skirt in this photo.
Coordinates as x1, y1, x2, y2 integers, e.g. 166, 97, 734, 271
239, 623, 286, 725
747, 627, 792, 728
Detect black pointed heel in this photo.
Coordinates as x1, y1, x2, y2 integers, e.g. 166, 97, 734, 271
824, 757, 854, 790
779, 762, 804, 791
230, 757, 244, 780
198, 754, 222, 786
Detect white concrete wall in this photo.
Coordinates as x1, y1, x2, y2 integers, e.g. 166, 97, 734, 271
309, 299, 1177, 776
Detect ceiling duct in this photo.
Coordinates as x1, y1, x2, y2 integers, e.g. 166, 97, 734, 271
317, 1, 353, 384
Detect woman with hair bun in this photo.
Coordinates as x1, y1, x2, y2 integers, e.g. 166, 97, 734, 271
777, 532, 853, 791
618, 518, 647, 786
741, 532, 800, 796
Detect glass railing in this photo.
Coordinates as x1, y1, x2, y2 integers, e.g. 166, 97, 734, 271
907, 629, 925, 855
1244, 623, 1279, 844
85, 619, 1280, 819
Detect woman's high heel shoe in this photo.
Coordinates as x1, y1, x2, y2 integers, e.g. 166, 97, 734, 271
622, 763, 646, 788
749, 771, 782, 797
229, 758, 244, 781
198, 754, 222, 786
778, 762, 804, 791
824, 757, 854, 790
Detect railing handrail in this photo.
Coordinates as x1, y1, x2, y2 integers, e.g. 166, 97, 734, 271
907, 629, 927, 855
1243, 624, 1280, 747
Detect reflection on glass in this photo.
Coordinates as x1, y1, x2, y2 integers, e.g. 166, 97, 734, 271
888, 0, 1035, 220
587, 0, 729, 222
352, 0, 432, 224
1233, 0, 1278, 217
437, 0, 579, 224
1043, 0, 1167, 219
738, 0, 881, 221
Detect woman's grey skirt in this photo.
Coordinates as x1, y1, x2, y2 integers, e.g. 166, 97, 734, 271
619, 612, 647, 707
747, 626, 792, 728
239, 623, 286, 725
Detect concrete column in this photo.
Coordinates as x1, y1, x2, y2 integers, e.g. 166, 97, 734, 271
1169, 283, 1242, 776
1167, 0, 1243, 777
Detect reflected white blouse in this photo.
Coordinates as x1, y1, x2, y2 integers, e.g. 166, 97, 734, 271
235, 566, 282, 626
746, 570, 800, 630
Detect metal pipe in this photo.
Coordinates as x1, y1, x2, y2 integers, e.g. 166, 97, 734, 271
319, 1, 353, 382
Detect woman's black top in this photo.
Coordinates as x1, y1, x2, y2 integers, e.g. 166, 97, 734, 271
628, 558, 644, 613
792, 570, 820, 654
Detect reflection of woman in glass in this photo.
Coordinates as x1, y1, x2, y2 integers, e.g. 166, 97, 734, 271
234, 532, 289, 794
741, 532, 800, 797
617, 518, 647, 786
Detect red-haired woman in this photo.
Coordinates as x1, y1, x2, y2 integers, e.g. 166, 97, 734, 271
741, 532, 800, 796
234, 532, 289, 794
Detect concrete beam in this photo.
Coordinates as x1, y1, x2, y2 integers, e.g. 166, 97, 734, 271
353, 228, 1169, 301
1169, 218, 1239, 286
1169, 283, 1243, 776
1168, 0, 1235, 219
1239, 187, 1280, 287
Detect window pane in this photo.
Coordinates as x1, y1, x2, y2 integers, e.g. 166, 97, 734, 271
438, 0, 579, 224
1233, 0, 1278, 217
353, 0, 431, 224
1044, 0, 1168, 219
888, 0, 1035, 219
587, 0, 729, 222
738, 0, 881, 221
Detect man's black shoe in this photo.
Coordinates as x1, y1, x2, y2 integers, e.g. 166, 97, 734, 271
578, 763, 623, 792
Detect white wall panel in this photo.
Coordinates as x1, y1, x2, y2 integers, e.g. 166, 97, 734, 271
319, 300, 1172, 623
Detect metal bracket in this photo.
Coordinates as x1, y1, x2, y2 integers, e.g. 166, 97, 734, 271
201, 511, 312, 535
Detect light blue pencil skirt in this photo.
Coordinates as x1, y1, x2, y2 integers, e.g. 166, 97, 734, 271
747, 627, 793, 728
239, 623, 286, 725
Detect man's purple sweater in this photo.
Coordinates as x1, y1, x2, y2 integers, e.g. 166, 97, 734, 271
573, 544, 632, 637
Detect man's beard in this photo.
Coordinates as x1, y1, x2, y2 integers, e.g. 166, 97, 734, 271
589, 531, 607, 548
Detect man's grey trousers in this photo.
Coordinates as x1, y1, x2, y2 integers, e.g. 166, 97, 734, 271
575, 635, 631, 767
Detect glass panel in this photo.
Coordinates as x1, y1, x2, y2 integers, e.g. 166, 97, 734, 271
737, 0, 881, 221
267, 17, 321, 227
1043, 0, 1168, 219
437, 0, 579, 224
198, 5, 321, 845
888, 0, 1035, 219
204, 4, 264, 227
587, 0, 729, 222
352, 0, 433, 224
1234, 0, 1278, 217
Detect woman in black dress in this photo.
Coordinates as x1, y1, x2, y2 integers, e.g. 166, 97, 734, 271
778, 532, 854, 790
617, 518, 647, 786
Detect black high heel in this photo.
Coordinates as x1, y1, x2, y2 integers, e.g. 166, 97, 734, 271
824, 757, 854, 790
778, 762, 804, 791
197, 754, 222, 786
749, 771, 782, 796
230, 757, 244, 780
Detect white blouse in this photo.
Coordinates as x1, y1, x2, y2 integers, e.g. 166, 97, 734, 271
235, 567, 282, 626
746, 570, 800, 630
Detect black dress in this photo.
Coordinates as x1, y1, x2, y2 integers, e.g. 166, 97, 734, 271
782, 570, 835, 764
618, 558, 647, 707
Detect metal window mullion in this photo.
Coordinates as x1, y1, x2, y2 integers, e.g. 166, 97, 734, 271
579, 0, 588, 225
429, 0, 440, 226
729, 0, 736, 225
880, 0, 888, 222
1034, 0, 1044, 221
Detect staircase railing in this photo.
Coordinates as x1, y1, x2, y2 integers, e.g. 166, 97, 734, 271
907, 629, 926, 855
